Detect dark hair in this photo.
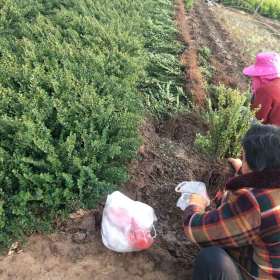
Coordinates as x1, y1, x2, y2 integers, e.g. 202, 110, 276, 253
242, 124, 280, 171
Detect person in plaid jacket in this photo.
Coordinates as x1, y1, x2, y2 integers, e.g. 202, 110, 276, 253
184, 124, 280, 280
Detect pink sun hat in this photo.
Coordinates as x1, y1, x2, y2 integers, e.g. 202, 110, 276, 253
243, 52, 280, 77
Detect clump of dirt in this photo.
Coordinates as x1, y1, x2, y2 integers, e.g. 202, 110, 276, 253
138, 113, 210, 265
156, 111, 208, 145
125, 112, 234, 270
122, 120, 161, 199
207, 161, 235, 196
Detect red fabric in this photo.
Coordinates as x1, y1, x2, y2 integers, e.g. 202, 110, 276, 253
251, 76, 276, 95
183, 170, 280, 279
251, 78, 280, 126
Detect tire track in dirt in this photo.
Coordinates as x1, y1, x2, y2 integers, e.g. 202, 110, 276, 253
189, 0, 248, 91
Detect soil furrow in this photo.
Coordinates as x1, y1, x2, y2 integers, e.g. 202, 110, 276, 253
176, 0, 207, 106
190, 0, 247, 90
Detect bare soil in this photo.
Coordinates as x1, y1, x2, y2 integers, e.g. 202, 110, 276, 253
212, 5, 280, 62
0, 1, 262, 279
176, 0, 207, 105
188, 0, 248, 90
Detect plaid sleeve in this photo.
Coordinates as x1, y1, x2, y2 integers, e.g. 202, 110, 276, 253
183, 189, 261, 248
214, 190, 225, 207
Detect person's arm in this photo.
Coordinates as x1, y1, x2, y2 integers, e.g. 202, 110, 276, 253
183, 189, 261, 248
252, 89, 273, 123
228, 158, 242, 176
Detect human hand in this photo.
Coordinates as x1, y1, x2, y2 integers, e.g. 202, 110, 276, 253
188, 194, 208, 210
228, 158, 242, 173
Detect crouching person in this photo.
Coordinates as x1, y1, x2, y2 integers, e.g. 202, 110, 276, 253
184, 124, 280, 280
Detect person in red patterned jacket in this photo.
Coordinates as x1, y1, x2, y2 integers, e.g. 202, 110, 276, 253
184, 124, 280, 280
243, 52, 280, 126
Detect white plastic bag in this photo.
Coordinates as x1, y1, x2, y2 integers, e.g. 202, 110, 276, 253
176, 181, 210, 211
101, 191, 157, 253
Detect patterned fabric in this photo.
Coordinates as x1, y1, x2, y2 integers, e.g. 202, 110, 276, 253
183, 171, 280, 280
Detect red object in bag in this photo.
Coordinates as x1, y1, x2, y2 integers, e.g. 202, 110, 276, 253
128, 219, 154, 250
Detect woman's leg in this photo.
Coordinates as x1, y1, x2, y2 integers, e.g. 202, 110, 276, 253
192, 246, 243, 280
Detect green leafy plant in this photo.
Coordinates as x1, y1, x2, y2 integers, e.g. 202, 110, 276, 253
198, 47, 214, 84
140, 0, 187, 117
185, 0, 194, 11
145, 81, 185, 118
0, 0, 186, 248
195, 85, 256, 159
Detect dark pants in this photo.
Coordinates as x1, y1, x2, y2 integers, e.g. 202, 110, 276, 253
192, 247, 243, 280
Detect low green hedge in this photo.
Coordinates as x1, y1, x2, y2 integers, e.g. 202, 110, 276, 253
0, 0, 184, 247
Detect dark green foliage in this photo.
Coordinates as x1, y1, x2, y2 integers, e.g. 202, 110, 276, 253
198, 47, 214, 84
185, 0, 194, 11
195, 85, 255, 159
140, 0, 187, 117
0, 0, 185, 247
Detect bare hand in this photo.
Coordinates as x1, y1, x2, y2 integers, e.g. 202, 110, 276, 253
189, 194, 208, 209
228, 158, 242, 173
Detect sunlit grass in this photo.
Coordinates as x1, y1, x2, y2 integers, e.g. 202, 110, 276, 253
214, 6, 280, 62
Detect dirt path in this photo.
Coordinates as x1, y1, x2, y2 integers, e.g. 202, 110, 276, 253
176, 0, 248, 104
189, 0, 248, 90
176, 0, 207, 105
0, 1, 255, 280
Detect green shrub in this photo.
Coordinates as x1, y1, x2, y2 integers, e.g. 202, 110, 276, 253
0, 0, 185, 247
144, 81, 185, 117
198, 47, 214, 84
185, 0, 194, 11
195, 85, 256, 159
0, 0, 147, 246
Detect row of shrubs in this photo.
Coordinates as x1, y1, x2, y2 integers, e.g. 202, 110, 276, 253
0, 0, 184, 247
0, 0, 258, 248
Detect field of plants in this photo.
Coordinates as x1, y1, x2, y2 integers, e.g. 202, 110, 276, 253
222, 0, 280, 19
1, 0, 280, 278
0, 0, 185, 247
0, 0, 260, 249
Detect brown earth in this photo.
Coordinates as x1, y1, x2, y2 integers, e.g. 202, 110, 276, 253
212, 4, 280, 62
188, 0, 248, 90
176, 0, 207, 106
0, 1, 251, 279
176, 0, 249, 106
226, 6, 280, 37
